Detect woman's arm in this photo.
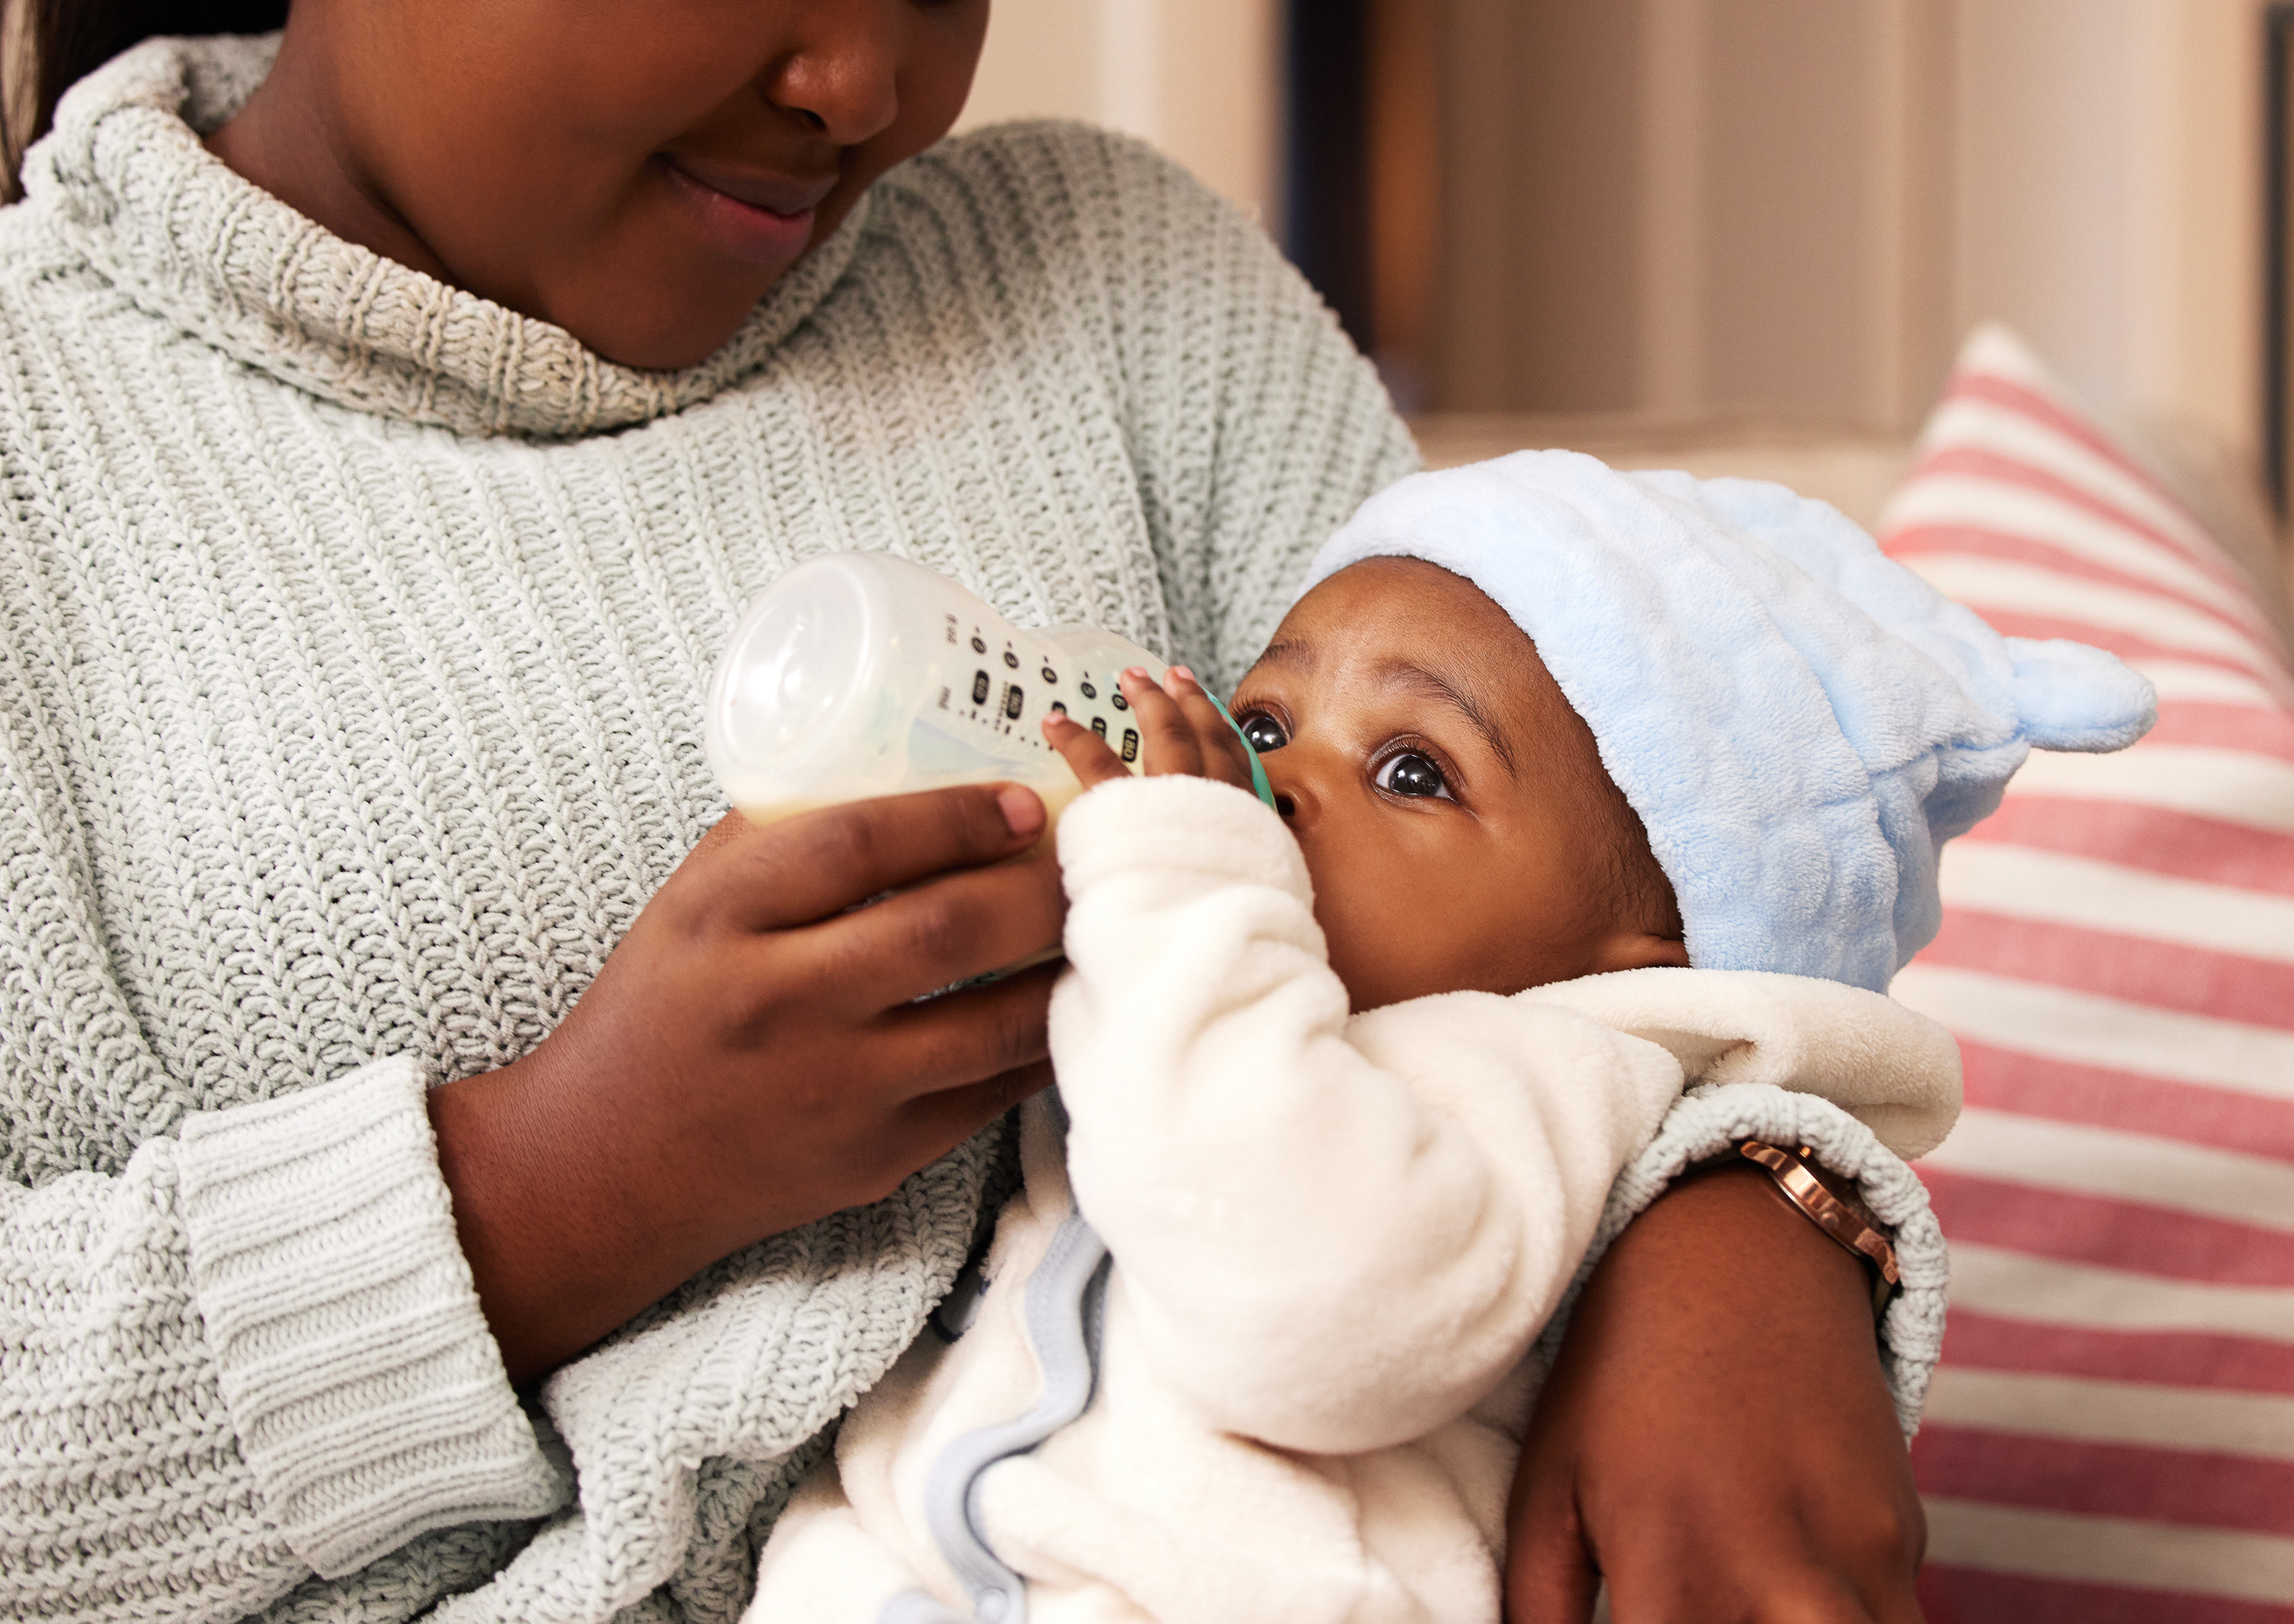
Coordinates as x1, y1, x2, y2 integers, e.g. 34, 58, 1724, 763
1506, 1125, 1936, 1623
1, 782, 1064, 1617
2, 1057, 569, 1622
431, 784, 1064, 1382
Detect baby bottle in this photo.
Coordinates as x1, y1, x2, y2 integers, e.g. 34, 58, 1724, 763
705, 551, 1268, 830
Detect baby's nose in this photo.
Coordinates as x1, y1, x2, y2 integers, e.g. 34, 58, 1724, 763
1274, 792, 1297, 820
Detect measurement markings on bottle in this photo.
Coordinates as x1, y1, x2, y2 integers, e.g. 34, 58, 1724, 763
971, 671, 990, 705
1120, 728, 1139, 762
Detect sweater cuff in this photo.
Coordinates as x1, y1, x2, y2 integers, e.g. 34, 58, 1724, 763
1056, 772, 1307, 899
1532, 1082, 1947, 1438
178, 1056, 565, 1577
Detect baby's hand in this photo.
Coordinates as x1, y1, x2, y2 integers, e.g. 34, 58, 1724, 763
1043, 667, 1259, 797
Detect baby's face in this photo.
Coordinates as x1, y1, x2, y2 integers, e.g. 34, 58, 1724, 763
1228, 558, 1685, 1010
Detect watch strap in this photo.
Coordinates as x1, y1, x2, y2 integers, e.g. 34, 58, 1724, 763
1732, 1138, 1901, 1320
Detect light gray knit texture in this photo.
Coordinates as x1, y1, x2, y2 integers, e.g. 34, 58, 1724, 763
0, 33, 1414, 1624
0, 32, 1941, 1624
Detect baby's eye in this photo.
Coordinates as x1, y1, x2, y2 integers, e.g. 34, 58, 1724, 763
1374, 751, 1453, 801
1239, 711, 1288, 753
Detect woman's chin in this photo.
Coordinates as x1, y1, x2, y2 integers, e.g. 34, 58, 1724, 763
550, 287, 765, 374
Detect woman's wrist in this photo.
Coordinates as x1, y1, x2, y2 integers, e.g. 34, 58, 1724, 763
1634, 1159, 1882, 1330
1681, 1140, 1902, 1319
428, 1053, 729, 1387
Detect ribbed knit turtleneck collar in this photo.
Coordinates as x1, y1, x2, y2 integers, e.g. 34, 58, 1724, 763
21, 34, 869, 439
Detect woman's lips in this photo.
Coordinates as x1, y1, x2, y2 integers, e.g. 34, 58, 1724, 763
658, 156, 837, 268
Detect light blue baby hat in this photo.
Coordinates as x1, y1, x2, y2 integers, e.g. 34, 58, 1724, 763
1298, 450, 2157, 992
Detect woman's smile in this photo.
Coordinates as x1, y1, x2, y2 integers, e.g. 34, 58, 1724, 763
655, 154, 836, 269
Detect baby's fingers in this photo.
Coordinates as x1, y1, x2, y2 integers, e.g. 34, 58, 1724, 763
1119, 668, 1207, 778
1164, 667, 1259, 794
1044, 709, 1132, 790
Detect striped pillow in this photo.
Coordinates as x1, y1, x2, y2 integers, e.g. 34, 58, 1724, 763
1875, 324, 2294, 1622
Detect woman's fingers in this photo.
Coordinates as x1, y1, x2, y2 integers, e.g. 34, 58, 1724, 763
872, 964, 1063, 1101
1503, 1442, 1600, 1623
1500, 1534, 1600, 1624
797, 849, 1067, 1010
893, 1053, 1058, 1161
716, 783, 1047, 931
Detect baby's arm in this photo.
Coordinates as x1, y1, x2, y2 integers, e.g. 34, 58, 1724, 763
1045, 686, 1686, 1455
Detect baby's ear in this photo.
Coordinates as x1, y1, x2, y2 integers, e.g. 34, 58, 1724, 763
1591, 929, 1692, 976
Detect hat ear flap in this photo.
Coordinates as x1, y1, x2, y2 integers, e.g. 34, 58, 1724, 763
2005, 637, 2157, 752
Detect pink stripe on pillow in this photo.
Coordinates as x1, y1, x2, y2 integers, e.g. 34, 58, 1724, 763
1906, 440, 2240, 577
1915, 1429, 2294, 1536
1941, 1309, 2294, 1395
2142, 703, 2294, 761
1944, 373, 2192, 513
1948, 608, 2292, 697
1957, 1044, 2294, 1162
1922, 1564, 2294, 1624
1919, 912, 2294, 1028
1887, 524, 2274, 640
1923, 1170, 2294, 1287
1961, 801, 2294, 895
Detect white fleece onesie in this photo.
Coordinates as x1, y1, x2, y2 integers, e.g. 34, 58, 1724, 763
745, 775, 1961, 1624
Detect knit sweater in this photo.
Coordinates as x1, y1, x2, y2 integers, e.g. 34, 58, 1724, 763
0, 33, 1943, 1624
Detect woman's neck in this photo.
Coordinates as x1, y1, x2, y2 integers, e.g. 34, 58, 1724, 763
203, 24, 454, 287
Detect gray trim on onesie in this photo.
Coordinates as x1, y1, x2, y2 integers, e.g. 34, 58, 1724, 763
882, 1204, 1111, 1624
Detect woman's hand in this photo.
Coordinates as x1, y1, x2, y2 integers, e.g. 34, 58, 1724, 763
429, 784, 1065, 1384
1043, 665, 1258, 793
1505, 1164, 1925, 1622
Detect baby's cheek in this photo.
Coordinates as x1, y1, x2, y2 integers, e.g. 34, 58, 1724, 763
1310, 869, 1457, 1013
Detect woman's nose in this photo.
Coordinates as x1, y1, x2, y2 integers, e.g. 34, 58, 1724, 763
758, 1, 904, 147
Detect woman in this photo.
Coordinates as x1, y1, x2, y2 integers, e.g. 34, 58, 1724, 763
0, 3, 1930, 1620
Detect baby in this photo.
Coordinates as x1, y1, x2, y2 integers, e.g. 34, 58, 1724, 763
742, 451, 2154, 1624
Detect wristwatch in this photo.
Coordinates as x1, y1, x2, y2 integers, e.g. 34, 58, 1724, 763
1700, 1139, 1901, 1320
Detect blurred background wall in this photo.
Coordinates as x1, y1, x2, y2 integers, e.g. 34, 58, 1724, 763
958, 0, 2270, 473
955, 0, 1284, 226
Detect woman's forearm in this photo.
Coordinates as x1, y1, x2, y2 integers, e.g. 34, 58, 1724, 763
1566, 1160, 1885, 1379
427, 1052, 726, 1388
1506, 1161, 1925, 1623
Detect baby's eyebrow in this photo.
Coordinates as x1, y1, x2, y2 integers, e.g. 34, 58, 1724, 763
1383, 661, 1518, 777
1249, 638, 1310, 673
